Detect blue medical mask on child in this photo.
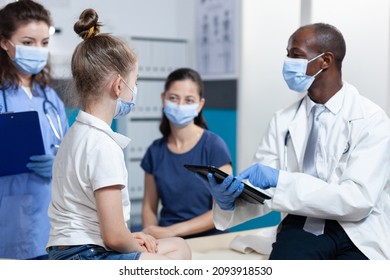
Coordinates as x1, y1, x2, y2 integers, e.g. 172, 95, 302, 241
163, 100, 199, 128
9, 42, 49, 74
113, 83, 137, 119
282, 53, 324, 93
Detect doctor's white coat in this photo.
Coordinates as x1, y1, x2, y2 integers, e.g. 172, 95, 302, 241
214, 82, 390, 260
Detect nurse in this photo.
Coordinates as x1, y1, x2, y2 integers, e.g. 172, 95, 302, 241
0, 0, 68, 259
206, 23, 390, 260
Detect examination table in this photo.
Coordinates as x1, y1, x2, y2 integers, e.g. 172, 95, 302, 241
186, 226, 277, 260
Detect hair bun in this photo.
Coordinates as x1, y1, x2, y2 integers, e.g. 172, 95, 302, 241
73, 8, 102, 40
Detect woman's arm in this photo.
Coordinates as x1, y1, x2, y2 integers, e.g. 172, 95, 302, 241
218, 163, 233, 176
142, 173, 159, 228
143, 210, 215, 238
143, 163, 233, 238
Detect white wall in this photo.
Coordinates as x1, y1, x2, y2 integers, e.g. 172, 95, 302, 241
38, 0, 196, 78
311, 0, 390, 112
237, 0, 390, 172
237, 0, 302, 172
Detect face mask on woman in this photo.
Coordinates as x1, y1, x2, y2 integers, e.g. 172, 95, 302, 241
9, 41, 49, 74
163, 100, 199, 128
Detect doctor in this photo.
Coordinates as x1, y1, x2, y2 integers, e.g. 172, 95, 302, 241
206, 23, 390, 259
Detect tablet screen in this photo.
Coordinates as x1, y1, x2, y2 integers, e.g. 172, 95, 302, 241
184, 164, 271, 204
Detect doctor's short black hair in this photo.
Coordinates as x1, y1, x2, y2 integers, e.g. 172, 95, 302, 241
300, 23, 346, 70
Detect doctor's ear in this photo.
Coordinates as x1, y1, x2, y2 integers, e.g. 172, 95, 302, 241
321, 52, 334, 69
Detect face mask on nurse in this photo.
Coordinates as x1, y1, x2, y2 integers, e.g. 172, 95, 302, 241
282, 53, 324, 93
8, 41, 49, 75
163, 100, 199, 128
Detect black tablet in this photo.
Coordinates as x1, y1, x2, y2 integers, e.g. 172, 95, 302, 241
184, 164, 271, 204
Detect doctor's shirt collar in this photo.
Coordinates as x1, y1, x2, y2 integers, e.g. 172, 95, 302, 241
305, 83, 345, 117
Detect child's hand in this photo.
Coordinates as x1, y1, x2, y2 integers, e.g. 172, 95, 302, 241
133, 232, 158, 253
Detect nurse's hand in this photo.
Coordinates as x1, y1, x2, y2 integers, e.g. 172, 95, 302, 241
206, 173, 244, 211
237, 162, 279, 189
26, 154, 55, 179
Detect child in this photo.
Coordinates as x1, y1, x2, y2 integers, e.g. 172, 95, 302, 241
46, 8, 191, 260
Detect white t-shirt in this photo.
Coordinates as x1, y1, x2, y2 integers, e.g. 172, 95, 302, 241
47, 110, 131, 250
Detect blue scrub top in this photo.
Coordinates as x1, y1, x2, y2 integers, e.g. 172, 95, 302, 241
141, 129, 231, 238
0, 84, 68, 259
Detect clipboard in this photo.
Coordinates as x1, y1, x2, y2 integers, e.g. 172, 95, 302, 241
184, 164, 271, 204
0, 111, 45, 176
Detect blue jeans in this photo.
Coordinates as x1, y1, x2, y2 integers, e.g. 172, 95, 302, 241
48, 244, 141, 260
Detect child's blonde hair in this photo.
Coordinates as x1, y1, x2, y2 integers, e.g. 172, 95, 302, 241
71, 8, 137, 109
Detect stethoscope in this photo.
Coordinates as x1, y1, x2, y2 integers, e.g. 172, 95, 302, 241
283, 98, 350, 171
42, 91, 63, 147
1, 87, 63, 149
283, 130, 290, 171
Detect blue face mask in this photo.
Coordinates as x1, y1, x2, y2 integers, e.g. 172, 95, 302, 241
163, 100, 199, 128
9, 42, 49, 74
113, 84, 137, 119
282, 53, 324, 93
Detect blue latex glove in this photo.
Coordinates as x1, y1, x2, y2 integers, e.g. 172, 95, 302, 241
206, 173, 244, 211
236, 162, 279, 189
26, 154, 54, 179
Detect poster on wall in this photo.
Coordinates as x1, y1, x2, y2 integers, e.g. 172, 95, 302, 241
196, 0, 235, 77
